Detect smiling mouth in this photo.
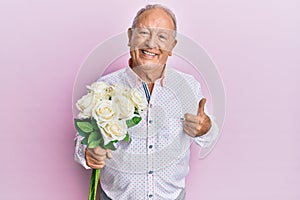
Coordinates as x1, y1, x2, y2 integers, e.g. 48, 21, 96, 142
141, 49, 158, 57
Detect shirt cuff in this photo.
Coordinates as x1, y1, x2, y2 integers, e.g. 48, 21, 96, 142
74, 135, 91, 170
193, 117, 219, 149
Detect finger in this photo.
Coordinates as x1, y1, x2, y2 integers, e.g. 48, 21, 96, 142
87, 159, 105, 169
106, 149, 113, 159
184, 121, 208, 137
89, 146, 107, 156
183, 120, 201, 131
183, 123, 198, 137
86, 150, 101, 168
87, 154, 105, 165
88, 150, 107, 161
197, 98, 206, 116
86, 148, 106, 162
89, 163, 105, 169
184, 113, 200, 124
86, 151, 106, 168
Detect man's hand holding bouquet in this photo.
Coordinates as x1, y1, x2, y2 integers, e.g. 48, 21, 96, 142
74, 81, 147, 200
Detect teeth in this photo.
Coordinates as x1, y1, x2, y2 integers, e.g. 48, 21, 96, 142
142, 50, 156, 56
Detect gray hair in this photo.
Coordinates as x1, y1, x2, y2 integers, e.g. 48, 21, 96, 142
131, 4, 177, 32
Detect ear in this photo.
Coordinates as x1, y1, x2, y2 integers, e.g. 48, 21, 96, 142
168, 39, 177, 56
127, 28, 132, 46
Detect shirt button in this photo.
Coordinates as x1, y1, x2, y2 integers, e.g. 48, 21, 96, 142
149, 145, 153, 149
149, 120, 153, 124
149, 194, 153, 198
148, 171, 153, 174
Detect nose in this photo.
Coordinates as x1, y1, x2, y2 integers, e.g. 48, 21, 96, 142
145, 34, 158, 49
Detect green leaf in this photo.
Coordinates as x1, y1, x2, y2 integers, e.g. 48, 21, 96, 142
76, 121, 94, 133
76, 128, 87, 137
74, 118, 90, 124
88, 139, 101, 148
91, 118, 99, 131
74, 119, 89, 137
74, 118, 85, 123
81, 136, 88, 145
88, 169, 100, 200
98, 137, 104, 147
126, 116, 142, 128
103, 141, 116, 151
133, 116, 142, 124
88, 132, 101, 148
88, 131, 100, 141
124, 133, 130, 142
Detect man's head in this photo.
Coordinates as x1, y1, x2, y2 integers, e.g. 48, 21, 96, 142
128, 5, 177, 74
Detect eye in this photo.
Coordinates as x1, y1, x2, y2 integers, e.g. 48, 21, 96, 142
139, 31, 149, 36
158, 34, 168, 41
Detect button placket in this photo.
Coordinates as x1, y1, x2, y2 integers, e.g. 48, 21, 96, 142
147, 102, 155, 199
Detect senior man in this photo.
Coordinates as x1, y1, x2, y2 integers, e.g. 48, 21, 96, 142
75, 4, 219, 200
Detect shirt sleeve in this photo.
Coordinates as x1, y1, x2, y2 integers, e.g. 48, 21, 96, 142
190, 76, 220, 158
74, 133, 91, 169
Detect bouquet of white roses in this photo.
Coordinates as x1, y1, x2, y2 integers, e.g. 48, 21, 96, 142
74, 81, 147, 200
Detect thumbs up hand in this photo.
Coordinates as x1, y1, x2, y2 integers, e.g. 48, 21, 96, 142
183, 98, 212, 137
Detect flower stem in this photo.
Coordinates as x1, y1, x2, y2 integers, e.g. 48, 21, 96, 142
88, 169, 100, 200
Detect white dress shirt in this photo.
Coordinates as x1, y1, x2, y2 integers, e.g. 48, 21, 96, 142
74, 66, 219, 200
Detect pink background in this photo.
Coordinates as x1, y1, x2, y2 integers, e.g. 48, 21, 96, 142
1, 0, 299, 199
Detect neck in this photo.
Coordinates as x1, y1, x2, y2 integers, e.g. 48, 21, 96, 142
147, 83, 155, 94
131, 65, 165, 83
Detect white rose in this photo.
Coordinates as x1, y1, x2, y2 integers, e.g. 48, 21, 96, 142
100, 120, 128, 145
113, 84, 131, 97
112, 94, 135, 120
130, 88, 148, 112
92, 100, 116, 126
87, 81, 113, 100
76, 92, 96, 118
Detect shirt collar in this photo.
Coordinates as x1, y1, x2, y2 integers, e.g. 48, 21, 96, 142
124, 66, 143, 88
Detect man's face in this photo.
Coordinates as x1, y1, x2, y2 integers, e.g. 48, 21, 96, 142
128, 8, 177, 70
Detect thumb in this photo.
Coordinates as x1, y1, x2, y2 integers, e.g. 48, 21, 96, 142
197, 98, 206, 116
